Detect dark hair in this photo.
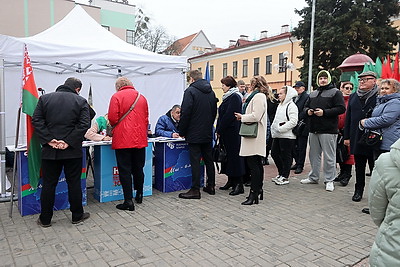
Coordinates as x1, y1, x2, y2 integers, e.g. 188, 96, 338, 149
171, 104, 181, 111
341, 81, 353, 88
221, 76, 237, 88
64, 77, 82, 90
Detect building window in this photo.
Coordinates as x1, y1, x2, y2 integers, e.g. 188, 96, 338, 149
126, 29, 134, 44
279, 53, 285, 73
266, 55, 272, 74
233, 61, 238, 78
210, 65, 214, 81
242, 59, 248, 77
254, 57, 260, 76
223, 63, 228, 78
102, 25, 110, 31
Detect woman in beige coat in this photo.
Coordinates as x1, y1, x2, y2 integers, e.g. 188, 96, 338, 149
235, 76, 267, 205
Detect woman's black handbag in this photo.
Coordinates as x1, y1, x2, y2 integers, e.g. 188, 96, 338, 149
336, 134, 349, 163
359, 130, 382, 148
292, 119, 306, 136
212, 140, 227, 163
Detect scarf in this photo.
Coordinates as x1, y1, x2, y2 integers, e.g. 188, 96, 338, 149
222, 87, 240, 101
356, 84, 379, 104
242, 89, 260, 114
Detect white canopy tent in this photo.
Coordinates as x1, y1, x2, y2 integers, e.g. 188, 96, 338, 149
0, 5, 187, 194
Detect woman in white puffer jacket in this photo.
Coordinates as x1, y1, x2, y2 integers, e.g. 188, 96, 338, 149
270, 86, 298, 185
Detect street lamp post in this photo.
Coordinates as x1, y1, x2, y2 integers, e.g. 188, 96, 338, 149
274, 51, 295, 86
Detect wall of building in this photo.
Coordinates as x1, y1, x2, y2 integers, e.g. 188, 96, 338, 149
0, 0, 133, 43
190, 35, 302, 100
181, 31, 213, 58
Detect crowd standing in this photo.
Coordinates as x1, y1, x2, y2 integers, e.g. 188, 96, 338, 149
30, 70, 400, 265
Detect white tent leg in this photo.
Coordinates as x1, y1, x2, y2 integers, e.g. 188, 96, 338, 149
0, 58, 8, 197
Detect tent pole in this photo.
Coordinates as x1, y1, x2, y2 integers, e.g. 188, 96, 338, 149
0, 59, 7, 198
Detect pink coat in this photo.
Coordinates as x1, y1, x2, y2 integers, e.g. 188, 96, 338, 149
108, 86, 149, 149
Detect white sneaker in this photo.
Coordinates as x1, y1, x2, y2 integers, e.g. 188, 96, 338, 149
275, 177, 289, 185
272, 175, 281, 182
300, 178, 318, 184
326, 181, 334, 192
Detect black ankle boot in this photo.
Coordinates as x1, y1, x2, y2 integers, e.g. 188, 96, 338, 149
135, 192, 143, 204
116, 200, 135, 211
339, 174, 351, 186
219, 180, 233, 190
229, 184, 244, 195
241, 190, 259, 205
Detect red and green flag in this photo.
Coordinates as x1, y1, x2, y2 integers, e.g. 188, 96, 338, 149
22, 44, 41, 190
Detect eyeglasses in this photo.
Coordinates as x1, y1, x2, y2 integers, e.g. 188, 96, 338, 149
344, 86, 353, 90
358, 77, 375, 82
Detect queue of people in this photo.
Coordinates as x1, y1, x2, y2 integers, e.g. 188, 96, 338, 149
32, 71, 400, 229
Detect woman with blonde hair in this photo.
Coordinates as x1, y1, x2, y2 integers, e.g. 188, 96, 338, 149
234, 76, 267, 205
361, 78, 400, 160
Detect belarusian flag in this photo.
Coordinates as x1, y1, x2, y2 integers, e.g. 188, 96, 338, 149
22, 44, 41, 190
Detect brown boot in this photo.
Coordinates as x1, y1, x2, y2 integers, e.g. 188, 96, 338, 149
178, 188, 201, 199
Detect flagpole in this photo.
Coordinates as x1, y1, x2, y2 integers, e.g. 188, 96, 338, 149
9, 106, 22, 218
307, 0, 316, 93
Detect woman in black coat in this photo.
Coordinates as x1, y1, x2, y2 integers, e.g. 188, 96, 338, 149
216, 76, 245, 195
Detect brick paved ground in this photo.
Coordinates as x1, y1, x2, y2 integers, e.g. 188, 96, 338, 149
0, 157, 375, 266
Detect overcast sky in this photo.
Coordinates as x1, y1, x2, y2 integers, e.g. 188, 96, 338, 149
130, 0, 307, 48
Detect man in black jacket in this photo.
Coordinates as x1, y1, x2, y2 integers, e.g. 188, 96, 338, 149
32, 77, 90, 227
300, 70, 345, 192
291, 81, 309, 174
178, 70, 218, 199
344, 71, 378, 202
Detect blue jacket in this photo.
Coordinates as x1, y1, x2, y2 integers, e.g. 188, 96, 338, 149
364, 93, 400, 151
155, 111, 178, 137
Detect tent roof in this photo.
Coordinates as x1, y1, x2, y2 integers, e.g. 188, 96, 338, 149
0, 5, 187, 76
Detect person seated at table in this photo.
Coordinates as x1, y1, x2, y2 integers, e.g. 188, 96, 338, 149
155, 105, 181, 138
84, 114, 112, 141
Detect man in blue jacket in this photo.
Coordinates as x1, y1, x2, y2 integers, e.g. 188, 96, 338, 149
155, 105, 181, 138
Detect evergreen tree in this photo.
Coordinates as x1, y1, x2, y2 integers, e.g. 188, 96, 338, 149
292, 0, 400, 86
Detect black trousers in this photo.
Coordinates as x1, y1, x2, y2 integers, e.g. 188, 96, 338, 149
354, 153, 374, 193
188, 143, 215, 189
115, 148, 145, 201
293, 135, 308, 169
40, 158, 83, 224
245, 155, 264, 192
271, 138, 296, 178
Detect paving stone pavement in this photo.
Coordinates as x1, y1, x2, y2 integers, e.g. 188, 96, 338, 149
0, 158, 375, 267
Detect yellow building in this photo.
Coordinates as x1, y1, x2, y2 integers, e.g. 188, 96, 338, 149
189, 28, 303, 100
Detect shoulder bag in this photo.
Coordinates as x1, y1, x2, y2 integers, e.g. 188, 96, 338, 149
285, 103, 305, 136
106, 92, 141, 137
239, 122, 258, 138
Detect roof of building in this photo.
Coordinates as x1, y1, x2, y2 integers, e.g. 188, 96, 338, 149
189, 32, 292, 60
165, 32, 197, 55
